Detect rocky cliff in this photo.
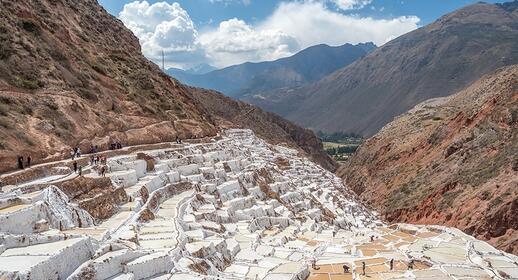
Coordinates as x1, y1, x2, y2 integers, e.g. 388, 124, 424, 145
0, 0, 334, 173
339, 65, 518, 253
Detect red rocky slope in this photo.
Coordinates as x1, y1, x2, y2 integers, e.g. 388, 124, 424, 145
339, 65, 518, 253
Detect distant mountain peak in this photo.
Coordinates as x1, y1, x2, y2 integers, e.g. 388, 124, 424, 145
186, 63, 218, 75
166, 42, 374, 98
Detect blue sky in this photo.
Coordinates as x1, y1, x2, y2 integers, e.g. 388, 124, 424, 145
99, 0, 507, 69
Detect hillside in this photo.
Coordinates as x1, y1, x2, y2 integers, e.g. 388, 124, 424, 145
338, 65, 518, 254
246, 1, 518, 137
167, 42, 375, 98
0, 0, 334, 173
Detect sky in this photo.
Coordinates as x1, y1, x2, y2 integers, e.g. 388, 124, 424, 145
99, 0, 507, 70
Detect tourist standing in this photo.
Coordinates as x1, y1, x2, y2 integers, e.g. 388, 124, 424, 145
362, 261, 366, 275
17, 156, 24, 170
26, 155, 31, 168
408, 260, 414, 270
73, 161, 78, 173
390, 259, 394, 271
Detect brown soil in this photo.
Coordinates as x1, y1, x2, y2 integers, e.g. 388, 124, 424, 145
339, 65, 518, 254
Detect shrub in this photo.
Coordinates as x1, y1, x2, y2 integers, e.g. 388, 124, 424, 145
0, 38, 13, 60
20, 19, 41, 34
91, 63, 106, 75
13, 75, 41, 90
77, 88, 98, 101
0, 103, 9, 116
0, 116, 14, 128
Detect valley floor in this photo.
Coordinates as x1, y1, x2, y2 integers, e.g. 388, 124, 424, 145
0, 129, 516, 280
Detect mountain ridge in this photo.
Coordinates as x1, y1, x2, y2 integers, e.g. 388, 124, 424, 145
166, 42, 375, 98
244, 1, 518, 137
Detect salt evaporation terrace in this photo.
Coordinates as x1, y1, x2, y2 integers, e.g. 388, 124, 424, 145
0, 129, 517, 280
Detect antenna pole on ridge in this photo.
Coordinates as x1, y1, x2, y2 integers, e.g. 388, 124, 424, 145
162, 50, 165, 71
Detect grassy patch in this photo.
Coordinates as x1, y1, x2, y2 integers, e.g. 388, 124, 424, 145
322, 138, 362, 162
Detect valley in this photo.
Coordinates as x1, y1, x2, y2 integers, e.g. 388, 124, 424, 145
0, 0, 517, 279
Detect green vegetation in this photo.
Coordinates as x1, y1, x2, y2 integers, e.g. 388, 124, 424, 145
316, 131, 362, 142
317, 131, 363, 162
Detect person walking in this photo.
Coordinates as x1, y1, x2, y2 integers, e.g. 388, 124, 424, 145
78, 165, 82, 176
362, 261, 366, 275
408, 260, 414, 270
17, 156, 24, 170
73, 161, 78, 173
101, 165, 106, 177
26, 155, 31, 168
390, 259, 394, 271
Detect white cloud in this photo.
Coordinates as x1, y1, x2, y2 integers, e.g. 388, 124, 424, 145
260, 1, 419, 49
199, 18, 299, 67
119, 1, 206, 69
331, 0, 372, 10
119, 1, 420, 69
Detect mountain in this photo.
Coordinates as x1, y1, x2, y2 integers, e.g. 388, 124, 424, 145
339, 65, 518, 254
168, 63, 218, 76
166, 42, 375, 98
186, 63, 218, 75
0, 0, 335, 173
245, 1, 518, 137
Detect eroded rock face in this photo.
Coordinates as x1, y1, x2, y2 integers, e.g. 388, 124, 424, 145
339, 65, 518, 254
2, 129, 517, 280
57, 176, 128, 220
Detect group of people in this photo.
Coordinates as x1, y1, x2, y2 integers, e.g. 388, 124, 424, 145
90, 155, 107, 166
109, 142, 123, 150
72, 155, 109, 177
16, 155, 31, 170
72, 160, 83, 176
71, 147, 82, 160
311, 258, 414, 276
90, 155, 108, 177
